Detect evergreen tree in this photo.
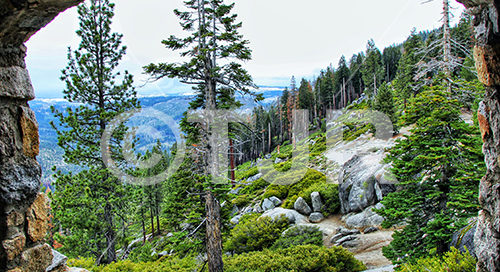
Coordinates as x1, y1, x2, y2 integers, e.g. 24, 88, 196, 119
298, 78, 314, 118
394, 31, 423, 109
50, 0, 138, 264
361, 39, 384, 98
376, 87, 485, 263
373, 83, 397, 134
334, 56, 350, 108
144, 1, 259, 270
382, 45, 402, 82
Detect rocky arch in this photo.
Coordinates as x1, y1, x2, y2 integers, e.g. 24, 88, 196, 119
0, 0, 499, 271
0, 1, 82, 271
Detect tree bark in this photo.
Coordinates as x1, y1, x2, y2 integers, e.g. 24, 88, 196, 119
205, 192, 223, 272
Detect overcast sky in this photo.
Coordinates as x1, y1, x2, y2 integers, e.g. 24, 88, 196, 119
25, 0, 465, 98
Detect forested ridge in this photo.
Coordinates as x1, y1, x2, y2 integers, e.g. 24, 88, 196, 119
47, 0, 484, 271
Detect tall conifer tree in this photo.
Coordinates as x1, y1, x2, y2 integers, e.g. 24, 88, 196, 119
50, 0, 138, 264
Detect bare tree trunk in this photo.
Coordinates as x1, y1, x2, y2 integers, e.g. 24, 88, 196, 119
205, 192, 223, 272
104, 202, 116, 264
442, 0, 452, 91
268, 122, 271, 153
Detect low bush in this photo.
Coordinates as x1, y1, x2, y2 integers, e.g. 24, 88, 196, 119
263, 184, 288, 199
224, 244, 366, 272
67, 255, 197, 272
225, 214, 290, 254
397, 247, 476, 272
272, 225, 323, 249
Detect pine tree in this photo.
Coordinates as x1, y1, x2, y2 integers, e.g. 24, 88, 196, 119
376, 86, 485, 263
373, 82, 397, 134
144, 1, 259, 270
50, 0, 138, 264
361, 39, 384, 98
298, 78, 314, 119
394, 31, 423, 109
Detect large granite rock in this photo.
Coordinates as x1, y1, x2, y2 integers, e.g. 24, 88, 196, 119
338, 153, 395, 214
260, 208, 309, 224
450, 222, 476, 258
343, 204, 385, 229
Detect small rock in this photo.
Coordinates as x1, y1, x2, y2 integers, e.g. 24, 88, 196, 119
253, 203, 263, 213
242, 206, 253, 214
247, 173, 263, 183
158, 251, 169, 258
262, 198, 275, 211
294, 197, 312, 215
46, 249, 68, 272
230, 215, 241, 225
341, 240, 360, 248
229, 187, 242, 195
309, 212, 324, 223
269, 196, 282, 206
364, 227, 379, 234
265, 154, 272, 159
275, 157, 285, 164
311, 192, 323, 212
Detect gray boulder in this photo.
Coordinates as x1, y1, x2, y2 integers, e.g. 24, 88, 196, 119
242, 206, 254, 214
67, 269, 91, 272
275, 157, 286, 164
450, 221, 476, 257
247, 173, 263, 183
294, 197, 312, 215
338, 154, 395, 214
309, 212, 324, 223
269, 196, 282, 206
311, 192, 323, 212
46, 249, 67, 272
261, 198, 275, 211
260, 208, 309, 224
330, 233, 344, 244
230, 215, 242, 225
344, 204, 385, 228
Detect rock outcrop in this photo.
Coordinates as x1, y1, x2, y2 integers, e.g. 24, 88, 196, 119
338, 153, 395, 214
260, 208, 309, 224
455, 1, 500, 271
0, 1, 82, 271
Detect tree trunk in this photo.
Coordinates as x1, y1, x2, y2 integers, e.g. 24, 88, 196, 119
104, 202, 116, 264
205, 191, 223, 272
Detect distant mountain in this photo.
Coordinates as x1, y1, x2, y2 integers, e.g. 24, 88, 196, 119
30, 88, 284, 187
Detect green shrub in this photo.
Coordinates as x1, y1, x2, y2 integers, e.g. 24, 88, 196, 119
67, 255, 197, 272
225, 214, 290, 254
272, 225, 323, 249
239, 178, 269, 199
287, 169, 325, 197
300, 183, 340, 215
237, 166, 259, 181
263, 184, 288, 199
224, 245, 366, 272
129, 242, 155, 262
283, 195, 299, 209
232, 194, 251, 208
397, 247, 476, 272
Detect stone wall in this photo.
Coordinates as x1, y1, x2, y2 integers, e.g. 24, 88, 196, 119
456, 0, 500, 271
0, 1, 81, 271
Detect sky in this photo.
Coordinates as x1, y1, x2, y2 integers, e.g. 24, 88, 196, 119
25, 0, 466, 98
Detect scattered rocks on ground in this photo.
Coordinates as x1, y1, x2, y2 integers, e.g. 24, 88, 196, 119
294, 197, 312, 215
253, 203, 263, 213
